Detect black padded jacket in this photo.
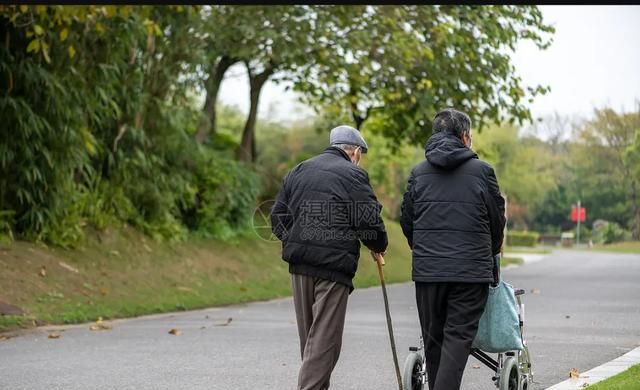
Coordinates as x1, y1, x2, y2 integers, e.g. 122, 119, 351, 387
271, 147, 388, 291
400, 132, 506, 283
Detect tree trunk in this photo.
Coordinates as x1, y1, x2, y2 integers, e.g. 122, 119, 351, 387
348, 84, 372, 131
237, 64, 273, 162
194, 55, 236, 144
352, 112, 365, 131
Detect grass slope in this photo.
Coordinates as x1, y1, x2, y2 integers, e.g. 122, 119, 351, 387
1, 221, 521, 333
1, 222, 413, 332
592, 241, 640, 254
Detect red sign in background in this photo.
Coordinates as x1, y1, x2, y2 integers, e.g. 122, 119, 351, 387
571, 207, 586, 222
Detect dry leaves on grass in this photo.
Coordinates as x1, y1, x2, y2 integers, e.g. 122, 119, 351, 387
569, 368, 580, 379
168, 328, 182, 336
215, 317, 233, 327
89, 317, 112, 331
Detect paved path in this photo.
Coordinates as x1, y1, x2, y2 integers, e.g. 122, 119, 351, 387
1, 250, 639, 389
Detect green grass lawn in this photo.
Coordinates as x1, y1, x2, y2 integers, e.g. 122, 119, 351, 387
592, 241, 640, 254
0, 221, 524, 333
504, 246, 552, 254
0, 221, 413, 332
501, 257, 524, 267
586, 364, 640, 390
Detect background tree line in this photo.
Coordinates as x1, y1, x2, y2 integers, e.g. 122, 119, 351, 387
19, 5, 639, 249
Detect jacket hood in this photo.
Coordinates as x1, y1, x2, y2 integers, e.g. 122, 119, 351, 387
425, 131, 477, 170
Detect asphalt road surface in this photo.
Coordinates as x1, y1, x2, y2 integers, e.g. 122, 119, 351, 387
1, 250, 639, 390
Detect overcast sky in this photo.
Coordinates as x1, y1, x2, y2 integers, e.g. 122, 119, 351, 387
216, 5, 640, 127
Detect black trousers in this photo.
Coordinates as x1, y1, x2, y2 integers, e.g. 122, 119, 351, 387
415, 282, 489, 390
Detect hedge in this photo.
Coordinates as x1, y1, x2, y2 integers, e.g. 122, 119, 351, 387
506, 231, 540, 247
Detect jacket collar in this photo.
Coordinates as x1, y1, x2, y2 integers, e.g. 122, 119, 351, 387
323, 146, 352, 162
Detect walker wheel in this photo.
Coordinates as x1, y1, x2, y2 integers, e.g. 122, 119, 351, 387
402, 351, 425, 390
499, 356, 520, 390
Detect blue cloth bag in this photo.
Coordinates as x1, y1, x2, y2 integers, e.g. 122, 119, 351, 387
472, 256, 524, 353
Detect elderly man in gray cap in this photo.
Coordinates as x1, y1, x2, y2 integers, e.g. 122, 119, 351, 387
271, 125, 388, 390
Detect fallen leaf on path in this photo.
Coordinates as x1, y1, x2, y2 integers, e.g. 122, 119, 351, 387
472, 364, 481, 369
0, 335, 12, 341
215, 317, 233, 326
168, 328, 182, 336
531, 288, 541, 294
89, 323, 112, 331
89, 317, 112, 331
39, 266, 46, 277
569, 368, 580, 379
48, 333, 60, 339
58, 261, 79, 273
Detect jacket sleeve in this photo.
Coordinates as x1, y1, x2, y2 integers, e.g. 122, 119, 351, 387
270, 172, 293, 242
485, 165, 506, 256
399, 170, 415, 249
349, 169, 388, 253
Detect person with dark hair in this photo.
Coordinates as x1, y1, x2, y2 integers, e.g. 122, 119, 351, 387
271, 125, 388, 390
400, 108, 506, 390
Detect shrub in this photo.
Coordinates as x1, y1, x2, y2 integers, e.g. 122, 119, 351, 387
506, 230, 539, 247
179, 149, 260, 241
593, 222, 631, 244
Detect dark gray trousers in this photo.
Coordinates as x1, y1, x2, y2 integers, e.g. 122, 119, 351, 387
291, 273, 349, 390
416, 282, 489, 390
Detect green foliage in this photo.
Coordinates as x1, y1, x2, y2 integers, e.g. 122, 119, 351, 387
571, 107, 640, 237
293, 5, 554, 145
531, 185, 574, 234
4, 4, 632, 254
0, 6, 259, 246
593, 222, 631, 245
361, 121, 423, 220
256, 115, 328, 202
0, 210, 15, 243
506, 231, 539, 247
183, 150, 260, 240
474, 124, 559, 229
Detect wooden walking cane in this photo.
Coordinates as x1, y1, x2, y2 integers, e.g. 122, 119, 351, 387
372, 252, 403, 390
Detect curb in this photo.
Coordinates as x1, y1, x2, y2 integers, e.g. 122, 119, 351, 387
546, 345, 640, 389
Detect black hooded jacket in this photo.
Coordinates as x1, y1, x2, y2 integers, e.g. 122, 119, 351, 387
400, 132, 506, 283
271, 147, 388, 291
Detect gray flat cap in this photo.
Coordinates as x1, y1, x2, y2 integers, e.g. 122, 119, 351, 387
329, 125, 369, 153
